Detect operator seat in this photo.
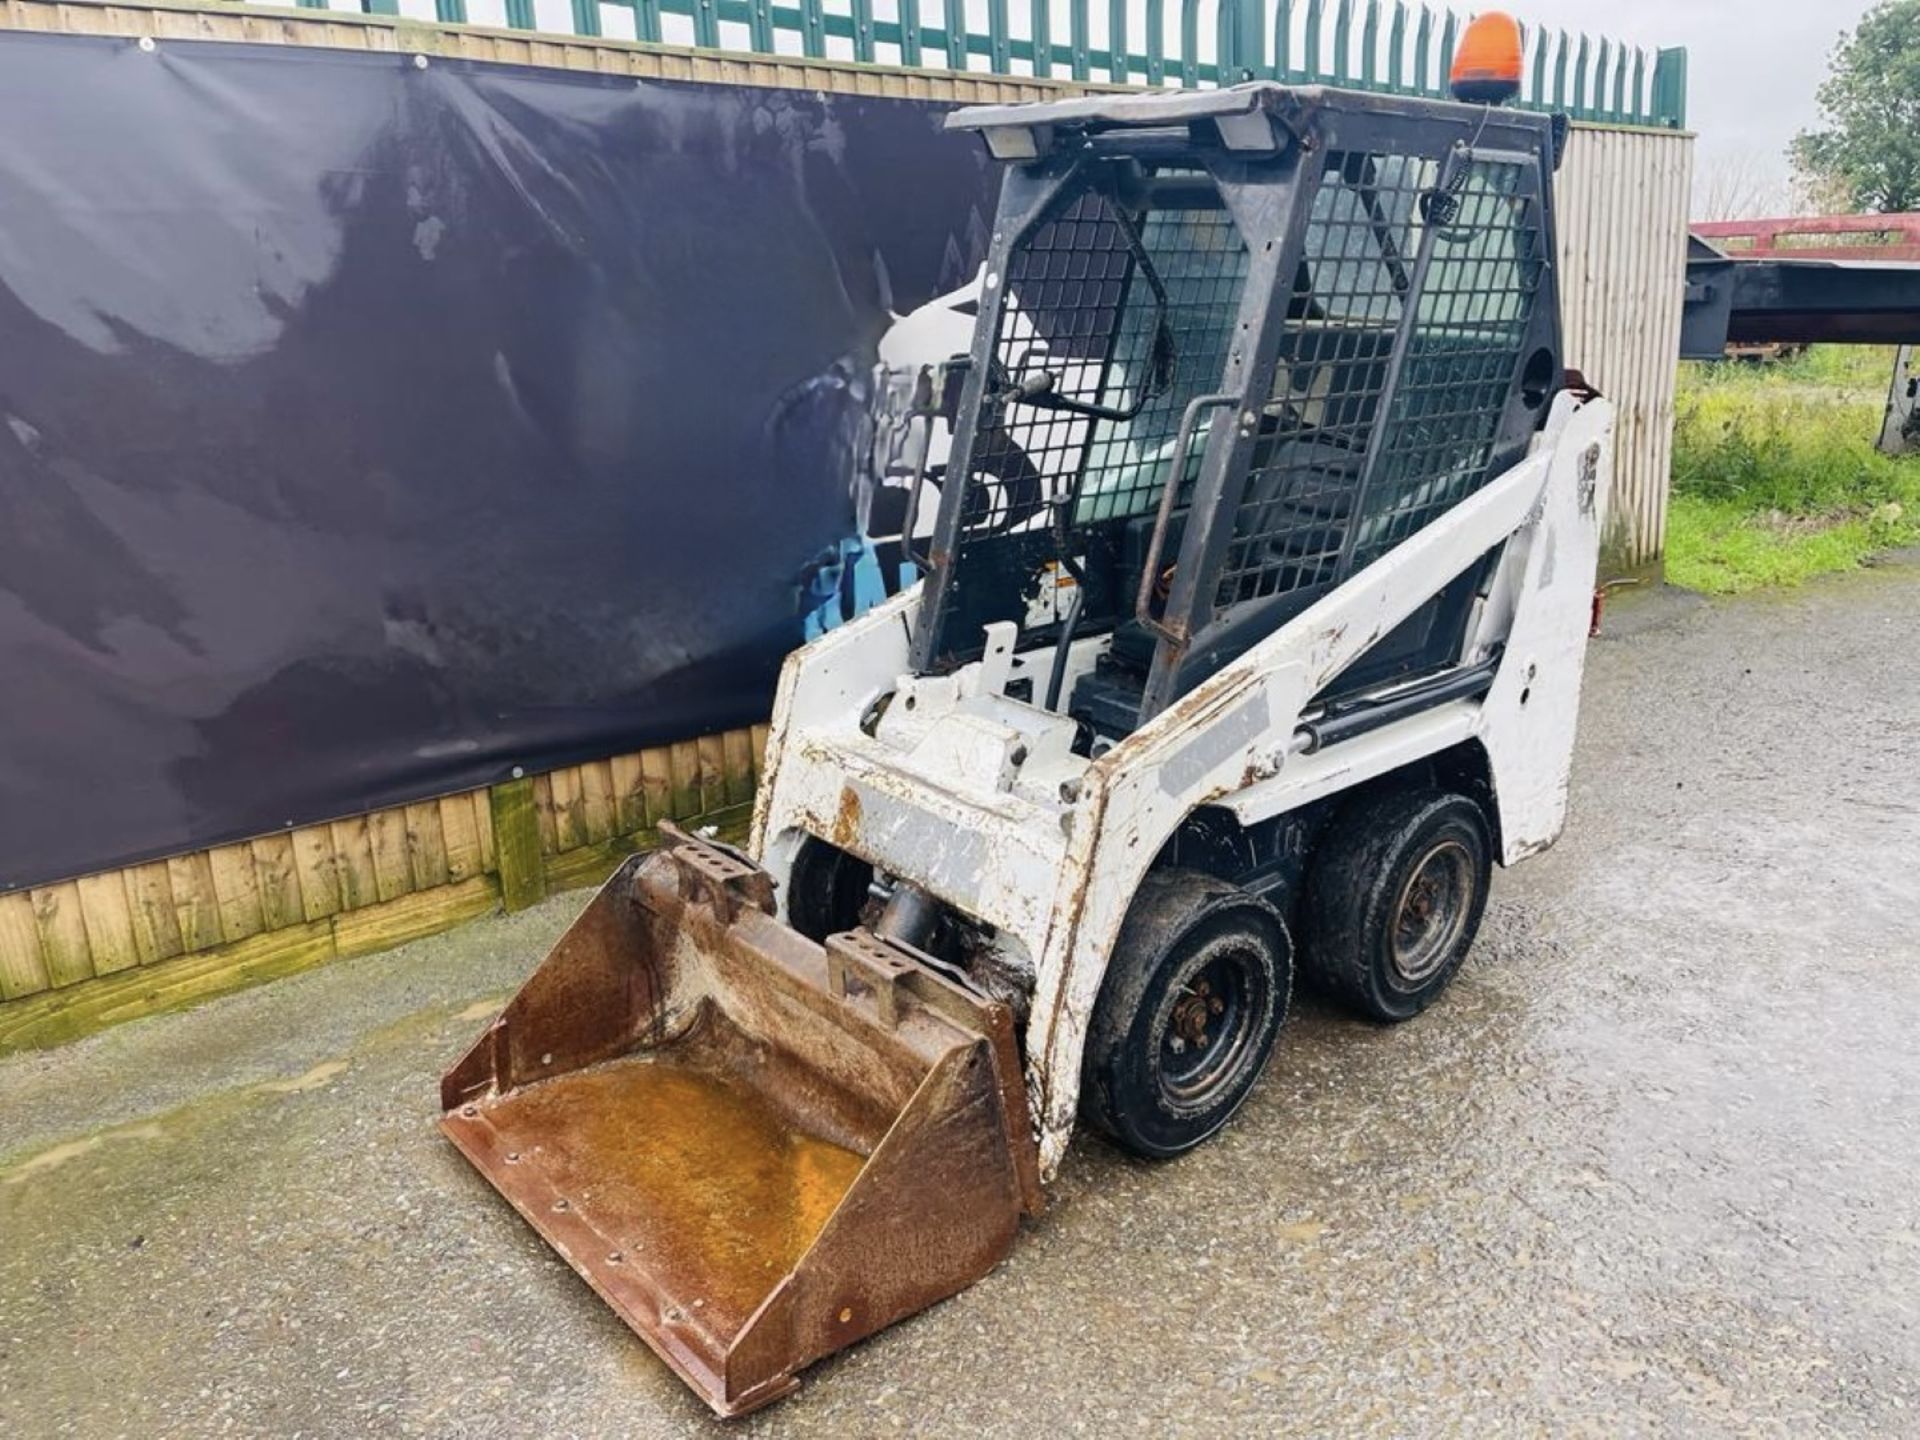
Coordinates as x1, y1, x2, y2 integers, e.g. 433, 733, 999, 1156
1069, 428, 1362, 740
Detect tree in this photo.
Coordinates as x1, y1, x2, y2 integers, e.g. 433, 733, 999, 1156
1694, 150, 1792, 223
1792, 0, 1920, 213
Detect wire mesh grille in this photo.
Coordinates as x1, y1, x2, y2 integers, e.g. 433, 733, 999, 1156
1216, 151, 1435, 609
1072, 204, 1248, 525
941, 149, 1544, 660
1215, 150, 1542, 609
1350, 159, 1545, 569
947, 173, 1249, 628
960, 189, 1125, 545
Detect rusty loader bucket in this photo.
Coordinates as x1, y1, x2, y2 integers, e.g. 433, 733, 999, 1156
440, 828, 1042, 1417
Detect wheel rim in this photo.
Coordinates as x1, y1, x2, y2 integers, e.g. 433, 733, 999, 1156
1389, 838, 1474, 986
1158, 935, 1263, 1110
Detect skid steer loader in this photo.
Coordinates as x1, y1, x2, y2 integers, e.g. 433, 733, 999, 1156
443, 65, 1613, 1417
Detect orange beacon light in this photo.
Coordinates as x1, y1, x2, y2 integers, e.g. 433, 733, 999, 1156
1450, 11, 1524, 105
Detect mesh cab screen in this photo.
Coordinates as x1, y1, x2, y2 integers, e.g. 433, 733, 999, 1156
946, 173, 1249, 632
1216, 150, 1544, 609
1351, 158, 1545, 568
929, 140, 1548, 684
1070, 204, 1248, 525
1217, 151, 1435, 609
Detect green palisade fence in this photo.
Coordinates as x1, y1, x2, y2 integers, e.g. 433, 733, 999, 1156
330, 0, 1685, 128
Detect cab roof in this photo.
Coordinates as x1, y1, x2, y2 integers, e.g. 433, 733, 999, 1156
946, 81, 1556, 161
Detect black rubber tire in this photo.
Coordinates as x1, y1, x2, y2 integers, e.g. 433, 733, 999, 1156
1300, 788, 1492, 1023
786, 837, 873, 942
1079, 869, 1291, 1160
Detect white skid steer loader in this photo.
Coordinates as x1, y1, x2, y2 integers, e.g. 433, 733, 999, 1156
442, 72, 1613, 1417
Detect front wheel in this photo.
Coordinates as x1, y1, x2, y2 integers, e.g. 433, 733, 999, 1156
1079, 870, 1291, 1159
1300, 788, 1492, 1023
785, 836, 873, 942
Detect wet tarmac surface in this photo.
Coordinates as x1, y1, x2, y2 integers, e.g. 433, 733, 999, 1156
3, 568, 1918, 1437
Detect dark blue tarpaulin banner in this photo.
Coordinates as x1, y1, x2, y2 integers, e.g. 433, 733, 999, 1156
0, 32, 996, 889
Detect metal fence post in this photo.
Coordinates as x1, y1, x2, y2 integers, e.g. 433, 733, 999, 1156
1651, 46, 1688, 128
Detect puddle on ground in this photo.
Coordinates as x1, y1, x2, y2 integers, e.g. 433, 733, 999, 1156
2, 1120, 166, 1185
258, 1060, 350, 1094
3, 1054, 355, 1187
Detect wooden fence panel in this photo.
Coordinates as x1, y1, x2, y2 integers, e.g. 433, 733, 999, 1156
329, 817, 381, 912
250, 834, 304, 934
167, 852, 223, 955
127, 862, 185, 965
0, 892, 50, 999
292, 826, 343, 921
405, 801, 452, 892
75, 872, 140, 976
32, 883, 95, 987
366, 810, 413, 903
439, 794, 485, 883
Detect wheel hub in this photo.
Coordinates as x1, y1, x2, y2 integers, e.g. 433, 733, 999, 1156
1389, 838, 1473, 985
1169, 980, 1225, 1051
1158, 940, 1259, 1109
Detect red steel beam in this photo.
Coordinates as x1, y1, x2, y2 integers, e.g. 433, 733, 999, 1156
1694, 214, 1920, 264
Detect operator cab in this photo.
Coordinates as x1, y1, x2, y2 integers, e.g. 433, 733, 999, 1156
907, 83, 1565, 743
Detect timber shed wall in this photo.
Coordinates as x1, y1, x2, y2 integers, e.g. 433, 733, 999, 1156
1555, 124, 1695, 573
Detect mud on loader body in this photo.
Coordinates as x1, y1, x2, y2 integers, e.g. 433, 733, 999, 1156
444, 80, 1614, 1416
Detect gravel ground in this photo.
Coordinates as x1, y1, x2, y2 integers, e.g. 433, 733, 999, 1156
3, 566, 1918, 1438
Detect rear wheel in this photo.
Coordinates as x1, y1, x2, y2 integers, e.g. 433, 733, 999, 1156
1301, 788, 1492, 1023
1079, 870, 1291, 1159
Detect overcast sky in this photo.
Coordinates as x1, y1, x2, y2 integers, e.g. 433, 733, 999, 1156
1512, 0, 1879, 207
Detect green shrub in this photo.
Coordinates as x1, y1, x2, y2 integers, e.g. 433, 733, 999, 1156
1665, 347, 1920, 593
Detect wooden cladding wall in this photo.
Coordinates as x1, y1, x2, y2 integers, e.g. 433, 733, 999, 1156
1554, 125, 1695, 574
0, 725, 764, 1054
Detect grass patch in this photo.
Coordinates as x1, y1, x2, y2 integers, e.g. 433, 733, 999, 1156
1667, 346, 1920, 594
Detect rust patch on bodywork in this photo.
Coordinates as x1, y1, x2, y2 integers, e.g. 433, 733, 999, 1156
1239, 752, 1284, 789
831, 785, 863, 850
